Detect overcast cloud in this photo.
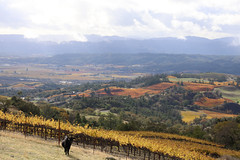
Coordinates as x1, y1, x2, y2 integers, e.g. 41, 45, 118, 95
0, 0, 239, 42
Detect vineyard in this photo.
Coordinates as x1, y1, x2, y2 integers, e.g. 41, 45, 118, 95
194, 97, 233, 108
96, 87, 161, 98
180, 110, 238, 123
1, 111, 240, 160
182, 82, 215, 91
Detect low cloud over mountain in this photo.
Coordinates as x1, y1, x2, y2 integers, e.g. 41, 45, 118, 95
0, 34, 239, 56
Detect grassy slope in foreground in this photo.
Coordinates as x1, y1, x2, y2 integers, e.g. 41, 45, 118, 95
0, 131, 119, 160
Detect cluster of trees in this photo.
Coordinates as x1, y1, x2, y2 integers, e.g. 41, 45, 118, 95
171, 73, 227, 82
0, 94, 40, 115
185, 115, 240, 150
129, 74, 169, 87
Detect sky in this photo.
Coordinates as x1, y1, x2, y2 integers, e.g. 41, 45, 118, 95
0, 0, 240, 42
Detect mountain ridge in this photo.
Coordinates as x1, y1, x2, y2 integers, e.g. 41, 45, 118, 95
0, 34, 239, 56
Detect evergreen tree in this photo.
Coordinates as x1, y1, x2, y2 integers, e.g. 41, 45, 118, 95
74, 113, 81, 124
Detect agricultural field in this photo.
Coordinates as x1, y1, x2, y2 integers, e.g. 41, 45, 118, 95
181, 110, 211, 122
96, 86, 161, 98
181, 110, 238, 123
0, 95, 9, 100
168, 77, 209, 83
194, 97, 233, 108
96, 82, 176, 98
214, 86, 240, 103
0, 63, 144, 82
61, 82, 177, 99
182, 82, 215, 91
9, 82, 43, 89
168, 75, 238, 91
202, 110, 238, 119
146, 82, 176, 90
168, 76, 217, 91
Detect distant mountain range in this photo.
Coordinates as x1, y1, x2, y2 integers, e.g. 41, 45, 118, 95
0, 34, 239, 56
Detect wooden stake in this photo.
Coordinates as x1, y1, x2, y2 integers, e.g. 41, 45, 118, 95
58, 120, 61, 146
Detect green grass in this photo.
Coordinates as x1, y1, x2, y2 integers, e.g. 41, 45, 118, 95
0, 95, 10, 100
95, 109, 111, 115
214, 86, 240, 103
85, 115, 99, 121
169, 78, 209, 83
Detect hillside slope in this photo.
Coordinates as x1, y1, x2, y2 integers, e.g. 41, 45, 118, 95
0, 131, 120, 160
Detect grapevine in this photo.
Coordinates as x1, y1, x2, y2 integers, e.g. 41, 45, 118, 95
1, 110, 240, 160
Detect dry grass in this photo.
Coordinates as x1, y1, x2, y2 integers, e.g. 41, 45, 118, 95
0, 95, 10, 100
0, 131, 121, 160
181, 110, 237, 123
180, 110, 211, 122
202, 110, 238, 119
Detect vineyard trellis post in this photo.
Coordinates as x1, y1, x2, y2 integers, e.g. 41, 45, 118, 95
4, 116, 7, 130
148, 150, 151, 160
58, 119, 61, 146
44, 127, 47, 140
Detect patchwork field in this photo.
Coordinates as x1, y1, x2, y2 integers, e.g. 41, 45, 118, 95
9, 82, 43, 89
194, 97, 233, 108
0, 64, 143, 82
56, 80, 239, 100
214, 81, 236, 86
182, 82, 215, 91
168, 76, 237, 91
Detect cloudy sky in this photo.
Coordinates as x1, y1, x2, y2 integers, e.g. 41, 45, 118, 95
0, 0, 240, 42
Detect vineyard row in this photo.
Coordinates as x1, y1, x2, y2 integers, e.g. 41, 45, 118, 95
0, 118, 180, 160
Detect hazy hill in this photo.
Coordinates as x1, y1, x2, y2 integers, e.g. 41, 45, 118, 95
15, 53, 240, 74
0, 34, 239, 56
